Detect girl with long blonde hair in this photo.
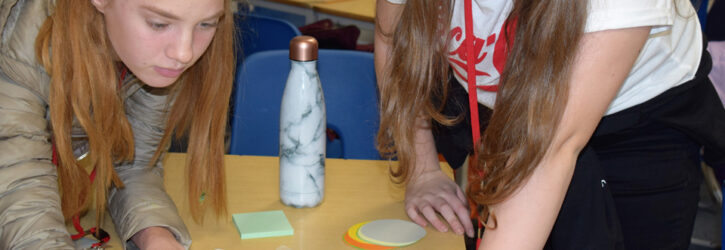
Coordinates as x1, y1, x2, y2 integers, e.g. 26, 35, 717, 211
376, 0, 725, 249
0, 0, 234, 248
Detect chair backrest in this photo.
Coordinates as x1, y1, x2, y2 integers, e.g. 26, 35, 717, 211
235, 14, 302, 58
229, 49, 380, 160
691, 0, 709, 31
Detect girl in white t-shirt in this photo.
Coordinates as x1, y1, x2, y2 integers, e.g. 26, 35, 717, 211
375, 0, 725, 249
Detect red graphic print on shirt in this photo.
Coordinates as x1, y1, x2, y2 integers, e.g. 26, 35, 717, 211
448, 18, 515, 92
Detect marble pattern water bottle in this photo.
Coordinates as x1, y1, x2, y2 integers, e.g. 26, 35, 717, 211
279, 36, 326, 207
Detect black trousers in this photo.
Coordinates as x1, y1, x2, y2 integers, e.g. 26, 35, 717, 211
435, 47, 725, 249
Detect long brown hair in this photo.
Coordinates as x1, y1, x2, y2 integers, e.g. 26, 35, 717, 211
376, 0, 455, 183
35, 0, 234, 224
376, 0, 587, 226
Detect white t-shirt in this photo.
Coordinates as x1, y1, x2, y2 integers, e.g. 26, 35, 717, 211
385, 0, 702, 115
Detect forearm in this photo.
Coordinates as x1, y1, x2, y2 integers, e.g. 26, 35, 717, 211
0, 80, 73, 249
405, 116, 475, 237
410, 117, 443, 177
108, 166, 190, 248
480, 146, 580, 249
479, 26, 652, 249
0, 162, 74, 249
108, 86, 190, 248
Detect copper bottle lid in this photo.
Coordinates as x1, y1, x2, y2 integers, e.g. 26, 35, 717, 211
289, 36, 318, 61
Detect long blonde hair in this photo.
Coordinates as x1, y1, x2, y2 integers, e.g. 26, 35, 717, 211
376, 0, 587, 226
35, 0, 234, 224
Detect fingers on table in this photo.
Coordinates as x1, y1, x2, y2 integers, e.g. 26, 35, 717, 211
438, 192, 473, 236
454, 187, 475, 237
406, 203, 429, 228
406, 194, 471, 235
455, 186, 468, 206
419, 202, 449, 232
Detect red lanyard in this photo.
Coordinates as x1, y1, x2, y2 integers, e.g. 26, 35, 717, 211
463, 0, 486, 245
51, 66, 127, 247
464, 0, 481, 154
51, 144, 109, 247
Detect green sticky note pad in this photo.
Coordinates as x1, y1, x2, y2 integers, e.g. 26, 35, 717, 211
232, 210, 294, 239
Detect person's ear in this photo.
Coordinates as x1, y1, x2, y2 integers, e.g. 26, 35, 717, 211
90, 0, 109, 13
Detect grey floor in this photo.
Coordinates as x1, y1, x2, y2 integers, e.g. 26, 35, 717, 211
689, 183, 721, 250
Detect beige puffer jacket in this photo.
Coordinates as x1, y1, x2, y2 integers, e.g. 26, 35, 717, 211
0, 0, 191, 249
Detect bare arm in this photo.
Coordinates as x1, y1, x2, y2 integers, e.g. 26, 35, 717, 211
480, 27, 652, 249
404, 117, 475, 237
374, 0, 474, 237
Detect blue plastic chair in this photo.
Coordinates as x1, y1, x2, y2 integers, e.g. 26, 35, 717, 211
229, 14, 301, 146
229, 49, 380, 160
691, 0, 710, 31
236, 2, 308, 28
234, 14, 301, 58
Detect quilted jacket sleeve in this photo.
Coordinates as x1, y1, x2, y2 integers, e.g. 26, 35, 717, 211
0, 0, 192, 249
0, 75, 74, 250
0, 0, 74, 249
107, 84, 192, 250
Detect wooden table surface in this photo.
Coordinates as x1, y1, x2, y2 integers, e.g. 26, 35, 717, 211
78, 153, 464, 249
264, 0, 350, 8
311, 0, 375, 23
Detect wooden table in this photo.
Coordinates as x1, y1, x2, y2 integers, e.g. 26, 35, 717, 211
311, 0, 376, 44
246, 0, 331, 26
312, 0, 375, 23
80, 153, 464, 249
265, 0, 346, 8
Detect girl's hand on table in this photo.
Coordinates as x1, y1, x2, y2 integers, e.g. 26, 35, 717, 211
131, 226, 184, 250
405, 167, 474, 237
